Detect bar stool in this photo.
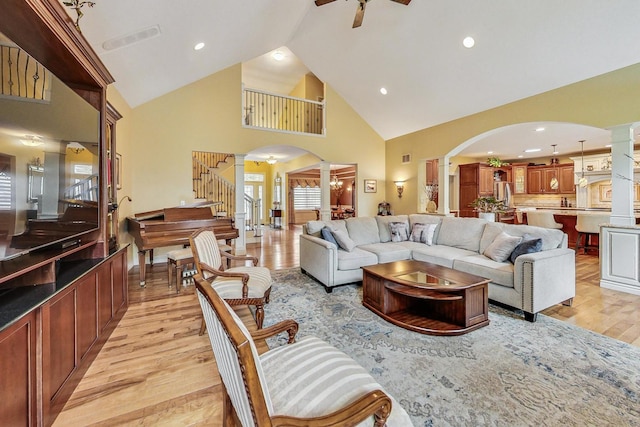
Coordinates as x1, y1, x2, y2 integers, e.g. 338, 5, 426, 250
167, 243, 232, 292
575, 213, 609, 254
525, 211, 563, 229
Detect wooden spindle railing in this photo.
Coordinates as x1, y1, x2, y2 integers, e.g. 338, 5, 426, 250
192, 152, 235, 217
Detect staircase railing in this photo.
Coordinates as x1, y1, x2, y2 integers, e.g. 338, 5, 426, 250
242, 87, 325, 135
192, 151, 235, 217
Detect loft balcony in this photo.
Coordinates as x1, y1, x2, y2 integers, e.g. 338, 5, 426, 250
242, 86, 325, 136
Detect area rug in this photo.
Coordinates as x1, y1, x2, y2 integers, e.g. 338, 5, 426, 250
261, 269, 640, 427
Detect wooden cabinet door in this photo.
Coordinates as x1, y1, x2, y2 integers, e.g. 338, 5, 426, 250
98, 262, 113, 332
512, 165, 527, 194
459, 163, 478, 185
42, 286, 77, 425
479, 166, 494, 195
112, 250, 128, 315
527, 168, 544, 193
76, 273, 98, 361
0, 311, 37, 426
543, 168, 559, 193
459, 184, 479, 217
559, 165, 576, 193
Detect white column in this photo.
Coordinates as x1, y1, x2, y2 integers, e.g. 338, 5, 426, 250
320, 162, 331, 221
610, 123, 639, 226
438, 156, 450, 215
234, 154, 247, 255
417, 159, 427, 213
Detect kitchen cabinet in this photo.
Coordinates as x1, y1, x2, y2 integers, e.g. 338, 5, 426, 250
526, 164, 575, 194
479, 166, 495, 195
559, 165, 576, 193
459, 163, 511, 217
512, 164, 527, 194
527, 168, 544, 193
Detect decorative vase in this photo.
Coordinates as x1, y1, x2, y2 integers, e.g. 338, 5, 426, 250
426, 200, 437, 213
479, 212, 496, 222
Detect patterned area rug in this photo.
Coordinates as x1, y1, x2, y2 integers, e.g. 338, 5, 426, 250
262, 269, 640, 427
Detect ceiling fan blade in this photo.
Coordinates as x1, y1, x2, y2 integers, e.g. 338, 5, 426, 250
353, 1, 366, 28
390, 0, 411, 4
315, 0, 337, 5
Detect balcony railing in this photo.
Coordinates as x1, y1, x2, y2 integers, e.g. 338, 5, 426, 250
242, 86, 325, 136
0, 43, 51, 101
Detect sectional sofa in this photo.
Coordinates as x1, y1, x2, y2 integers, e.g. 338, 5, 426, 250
299, 214, 576, 321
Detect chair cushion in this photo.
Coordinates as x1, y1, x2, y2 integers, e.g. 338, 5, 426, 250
409, 244, 478, 268
167, 247, 193, 261
345, 217, 380, 246
260, 335, 412, 425
211, 266, 272, 299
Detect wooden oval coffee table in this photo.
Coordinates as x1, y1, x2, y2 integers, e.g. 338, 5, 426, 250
362, 260, 490, 336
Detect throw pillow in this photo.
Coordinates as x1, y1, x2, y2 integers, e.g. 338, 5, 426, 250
320, 226, 338, 247
389, 221, 410, 242
483, 231, 522, 263
409, 223, 437, 245
331, 228, 356, 252
509, 238, 543, 263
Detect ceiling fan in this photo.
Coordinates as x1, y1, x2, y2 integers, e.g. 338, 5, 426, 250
315, 0, 412, 28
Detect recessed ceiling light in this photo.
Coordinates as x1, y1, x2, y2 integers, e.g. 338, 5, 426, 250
487, 151, 494, 154
535, 127, 545, 132
463, 36, 475, 48
517, 155, 524, 158
194, 42, 205, 51
605, 144, 612, 148
272, 50, 285, 61
380, 87, 388, 95
524, 148, 541, 153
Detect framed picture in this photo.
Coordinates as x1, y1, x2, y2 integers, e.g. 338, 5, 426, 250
364, 179, 377, 193
115, 153, 122, 190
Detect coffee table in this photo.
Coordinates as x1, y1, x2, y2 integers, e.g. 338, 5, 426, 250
362, 260, 490, 336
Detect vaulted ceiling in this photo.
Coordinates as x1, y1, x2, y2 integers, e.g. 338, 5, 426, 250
62, 0, 640, 143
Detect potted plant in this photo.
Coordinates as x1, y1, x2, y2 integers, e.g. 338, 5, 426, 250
470, 196, 506, 222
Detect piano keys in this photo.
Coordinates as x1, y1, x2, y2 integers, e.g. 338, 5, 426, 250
127, 205, 238, 286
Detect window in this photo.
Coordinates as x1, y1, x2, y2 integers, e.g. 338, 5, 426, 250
293, 186, 321, 210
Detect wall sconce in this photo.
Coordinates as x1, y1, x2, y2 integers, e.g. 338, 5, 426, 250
394, 181, 405, 198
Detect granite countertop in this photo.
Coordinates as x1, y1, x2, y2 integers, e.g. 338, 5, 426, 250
516, 207, 640, 217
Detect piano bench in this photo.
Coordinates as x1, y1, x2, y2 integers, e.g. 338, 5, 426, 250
167, 244, 233, 292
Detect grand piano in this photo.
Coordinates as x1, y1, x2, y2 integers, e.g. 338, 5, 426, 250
127, 205, 238, 286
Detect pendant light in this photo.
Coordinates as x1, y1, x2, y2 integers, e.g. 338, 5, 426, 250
578, 140, 588, 188
549, 144, 559, 190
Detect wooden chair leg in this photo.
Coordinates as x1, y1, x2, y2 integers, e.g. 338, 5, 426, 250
199, 317, 206, 336
255, 304, 264, 329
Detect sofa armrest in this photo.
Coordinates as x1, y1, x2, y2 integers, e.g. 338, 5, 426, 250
299, 234, 338, 287
514, 248, 576, 314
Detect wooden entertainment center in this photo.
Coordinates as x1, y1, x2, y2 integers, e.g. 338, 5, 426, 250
0, 1, 128, 425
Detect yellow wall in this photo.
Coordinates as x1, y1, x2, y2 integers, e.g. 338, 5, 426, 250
123, 63, 385, 219
386, 62, 640, 214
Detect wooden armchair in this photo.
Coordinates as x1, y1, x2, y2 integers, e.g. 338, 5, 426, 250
194, 277, 412, 426
190, 227, 272, 330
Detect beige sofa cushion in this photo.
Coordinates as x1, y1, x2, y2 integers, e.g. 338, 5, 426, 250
408, 243, 478, 268
479, 222, 564, 253
453, 255, 514, 288
337, 247, 378, 271
436, 217, 487, 252
345, 217, 380, 246
375, 215, 409, 243
358, 242, 412, 264
305, 220, 347, 237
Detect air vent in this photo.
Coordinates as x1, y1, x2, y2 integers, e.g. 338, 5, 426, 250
401, 153, 412, 164
102, 25, 161, 51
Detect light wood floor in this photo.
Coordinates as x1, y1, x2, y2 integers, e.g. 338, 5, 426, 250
53, 225, 640, 426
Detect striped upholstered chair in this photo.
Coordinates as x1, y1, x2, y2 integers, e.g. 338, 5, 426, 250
194, 277, 412, 426
190, 227, 272, 330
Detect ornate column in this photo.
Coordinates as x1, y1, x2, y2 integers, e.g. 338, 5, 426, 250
320, 162, 331, 221
234, 154, 247, 255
